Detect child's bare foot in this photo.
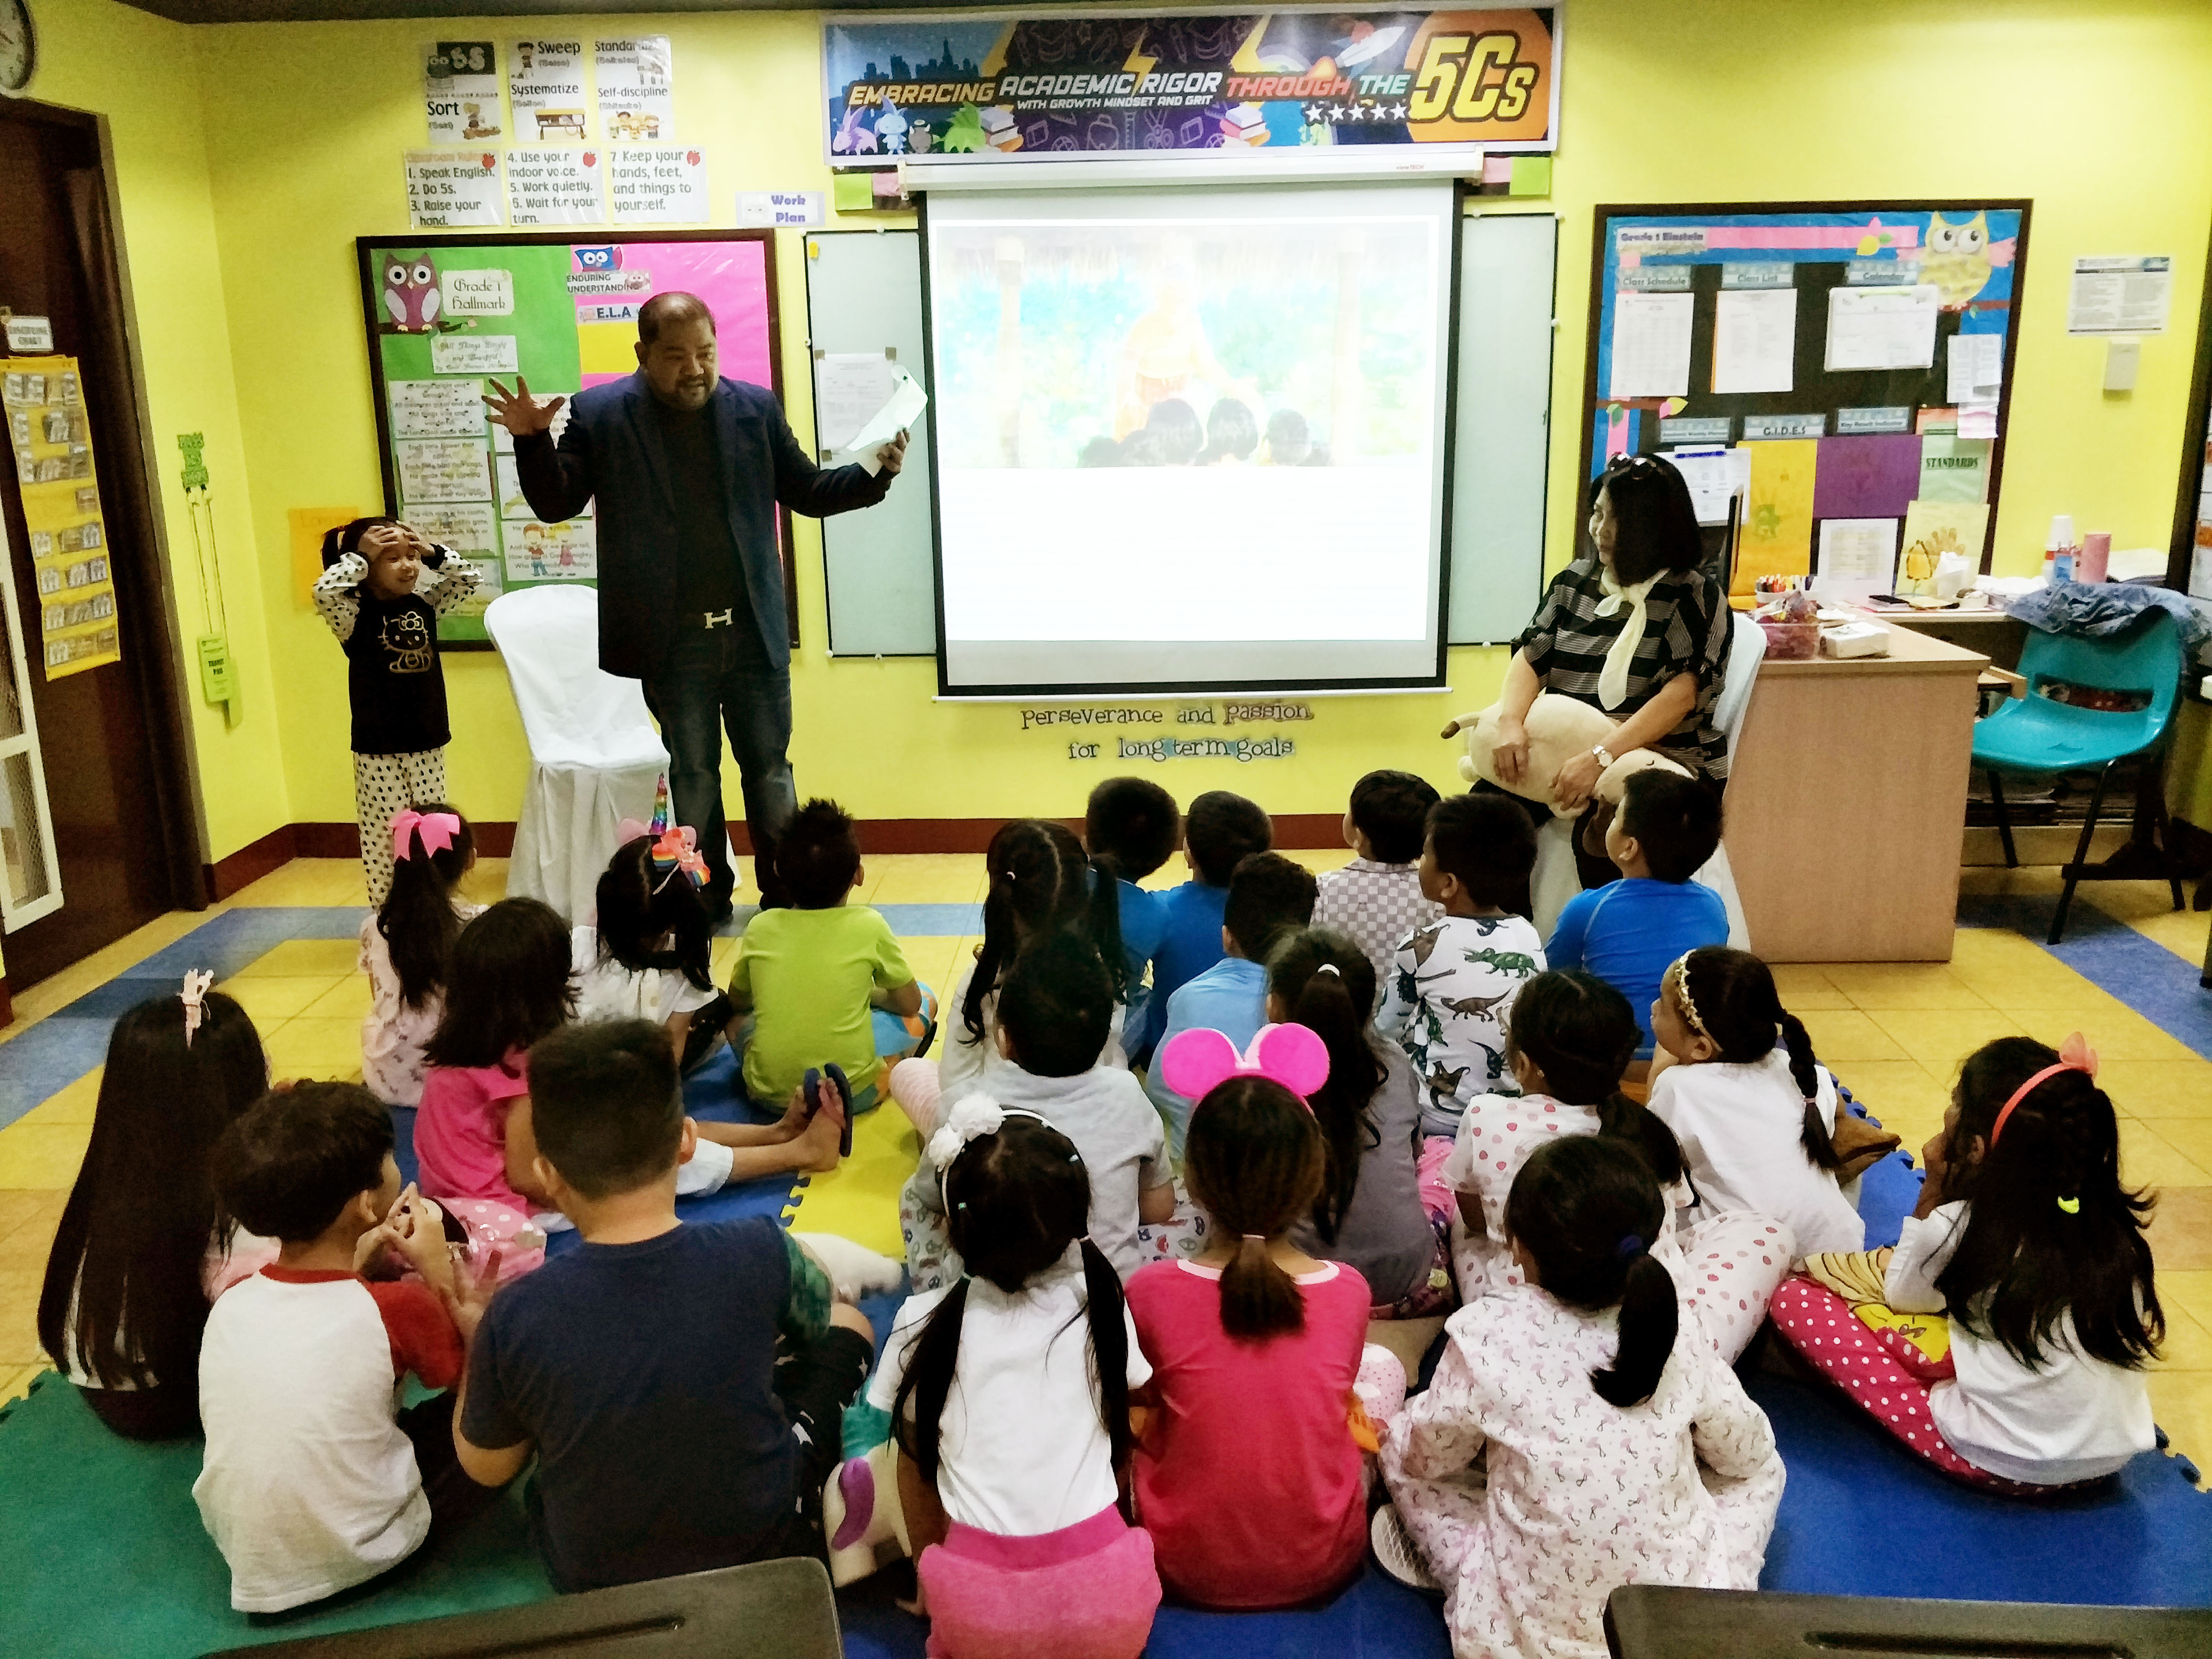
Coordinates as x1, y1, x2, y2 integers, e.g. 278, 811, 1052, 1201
796, 1088, 845, 1173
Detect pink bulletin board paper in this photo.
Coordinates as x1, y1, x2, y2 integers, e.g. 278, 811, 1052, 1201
579, 239, 774, 392
1813, 433, 1924, 521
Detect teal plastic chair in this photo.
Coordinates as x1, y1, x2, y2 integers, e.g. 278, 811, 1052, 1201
1973, 607, 2185, 943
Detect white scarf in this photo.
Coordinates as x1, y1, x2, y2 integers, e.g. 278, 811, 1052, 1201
1594, 569, 1660, 711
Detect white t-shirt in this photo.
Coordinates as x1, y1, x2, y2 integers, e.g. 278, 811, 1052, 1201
570, 926, 720, 1027
937, 961, 1129, 1109
1648, 1051, 1865, 1259
868, 1246, 1152, 1535
1887, 1202, 2155, 1485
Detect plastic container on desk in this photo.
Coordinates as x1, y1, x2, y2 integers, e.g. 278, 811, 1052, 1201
1759, 621, 1821, 660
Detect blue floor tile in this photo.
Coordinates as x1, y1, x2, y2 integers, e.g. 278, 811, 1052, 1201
1959, 892, 2212, 1060
0, 1018, 116, 1129
873, 902, 983, 935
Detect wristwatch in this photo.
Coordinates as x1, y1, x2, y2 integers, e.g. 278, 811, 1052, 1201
1591, 744, 1616, 770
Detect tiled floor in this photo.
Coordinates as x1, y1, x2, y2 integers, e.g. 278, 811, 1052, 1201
2, 851, 2208, 1476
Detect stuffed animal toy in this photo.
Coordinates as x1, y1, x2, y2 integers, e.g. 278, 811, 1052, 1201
1445, 692, 1691, 814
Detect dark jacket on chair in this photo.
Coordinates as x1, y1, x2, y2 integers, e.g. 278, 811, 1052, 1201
513, 373, 890, 679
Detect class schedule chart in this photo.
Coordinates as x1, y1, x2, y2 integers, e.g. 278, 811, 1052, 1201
358, 230, 780, 644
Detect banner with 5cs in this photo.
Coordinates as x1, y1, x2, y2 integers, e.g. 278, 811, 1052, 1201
821, 7, 1561, 166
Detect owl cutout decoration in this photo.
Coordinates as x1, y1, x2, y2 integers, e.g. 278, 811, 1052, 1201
380, 610, 433, 673
1922, 212, 1994, 311
381, 256, 442, 333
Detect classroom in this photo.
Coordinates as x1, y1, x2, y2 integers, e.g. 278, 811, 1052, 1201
2, 0, 2211, 1655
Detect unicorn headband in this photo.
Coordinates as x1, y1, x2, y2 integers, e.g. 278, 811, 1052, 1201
180, 970, 215, 1047
925, 1096, 1073, 1209
617, 775, 708, 895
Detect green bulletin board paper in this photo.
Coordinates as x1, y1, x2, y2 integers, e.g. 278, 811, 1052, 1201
1916, 434, 1992, 504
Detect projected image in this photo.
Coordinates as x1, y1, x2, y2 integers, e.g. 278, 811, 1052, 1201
930, 216, 1435, 473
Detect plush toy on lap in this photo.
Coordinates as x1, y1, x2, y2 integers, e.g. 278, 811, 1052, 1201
1447, 693, 1690, 815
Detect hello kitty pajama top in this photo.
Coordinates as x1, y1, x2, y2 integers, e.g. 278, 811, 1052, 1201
1383, 1283, 1785, 1659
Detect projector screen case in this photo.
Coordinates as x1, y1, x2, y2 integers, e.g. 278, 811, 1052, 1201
921, 180, 1461, 697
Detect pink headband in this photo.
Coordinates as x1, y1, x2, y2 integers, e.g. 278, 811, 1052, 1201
392, 807, 461, 862
1989, 1032, 2098, 1149
1160, 1023, 1330, 1105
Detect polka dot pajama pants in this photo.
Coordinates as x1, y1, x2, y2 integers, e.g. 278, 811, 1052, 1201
353, 747, 449, 907
1768, 1277, 2052, 1495
1670, 1213, 1796, 1364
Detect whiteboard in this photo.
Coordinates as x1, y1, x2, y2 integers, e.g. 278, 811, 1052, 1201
803, 212, 1556, 658
805, 229, 938, 656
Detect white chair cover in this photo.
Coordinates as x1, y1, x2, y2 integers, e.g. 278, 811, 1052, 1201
1530, 609, 1763, 950
484, 586, 681, 924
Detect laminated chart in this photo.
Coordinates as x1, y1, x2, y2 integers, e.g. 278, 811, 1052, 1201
2, 357, 120, 679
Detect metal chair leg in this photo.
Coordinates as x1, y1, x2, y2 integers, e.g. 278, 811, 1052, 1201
2051, 761, 2113, 945
1986, 770, 2018, 868
2150, 786, 2186, 913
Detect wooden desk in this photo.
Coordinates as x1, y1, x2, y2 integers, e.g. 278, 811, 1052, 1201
1730, 620, 1987, 962
1869, 604, 2028, 671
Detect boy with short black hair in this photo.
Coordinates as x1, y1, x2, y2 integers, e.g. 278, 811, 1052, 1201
1378, 794, 1547, 1138
726, 797, 926, 1112
1135, 789, 1273, 1060
1084, 777, 1180, 1045
900, 934, 1172, 1288
1314, 769, 1444, 1006
196, 1082, 493, 1613
1548, 769, 1728, 1056
1144, 851, 1320, 1162
456, 1019, 878, 1592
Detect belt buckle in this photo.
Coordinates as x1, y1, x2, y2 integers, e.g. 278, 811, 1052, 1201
702, 609, 733, 630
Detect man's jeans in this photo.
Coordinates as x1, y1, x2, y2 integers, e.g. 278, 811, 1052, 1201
642, 627, 797, 908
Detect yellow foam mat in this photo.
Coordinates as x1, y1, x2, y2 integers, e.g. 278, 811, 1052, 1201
780, 1095, 920, 1259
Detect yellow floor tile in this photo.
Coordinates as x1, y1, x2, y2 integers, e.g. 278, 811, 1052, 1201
1817, 963, 1993, 1011
0, 1208, 60, 1273
2118, 1120, 2212, 1189
2154, 1302, 2212, 1371
215, 974, 344, 1025
0, 1287, 43, 1366
0, 911, 207, 1036
2124, 904, 2208, 969
1795, 1009, 1909, 1064
0, 1362, 48, 1405
2147, 1369, 2212, 1467
1769, 969, 1857, 1010
10, 1070, 102, 1128
1866, 1008, 2026, 1068
0, 1124, 93, 1188
2144, 1120, 2212, 1178
234, 940, 362, 978
2163, 1270, 2212, 1331
863, 854, 986, 906
0, 1188, 61, 1244
457, 858, 511, 908
228, 858, 370, 908
2099, 1060, 2212, 1121
2016, 1005, 2199, 1064
1833, 1059, 1951, 1152
301, 976, 374, 1021
262, 1018, 368, 1081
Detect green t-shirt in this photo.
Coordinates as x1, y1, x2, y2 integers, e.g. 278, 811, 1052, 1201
731, 904, 913, 1104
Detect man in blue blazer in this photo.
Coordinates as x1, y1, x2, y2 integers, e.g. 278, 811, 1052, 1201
487, 292, 906, 915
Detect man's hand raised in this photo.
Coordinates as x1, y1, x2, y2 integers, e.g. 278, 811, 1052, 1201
875, 428, 910, 478
482, 376, 565, 439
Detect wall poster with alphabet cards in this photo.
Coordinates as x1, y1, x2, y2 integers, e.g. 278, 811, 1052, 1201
356, 229, 787, 646
1581, 202, 2030, 595
2, 356, 121, 679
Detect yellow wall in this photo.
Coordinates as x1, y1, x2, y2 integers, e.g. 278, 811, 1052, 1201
31, 0, 2212, 854
28, 0, 289, 862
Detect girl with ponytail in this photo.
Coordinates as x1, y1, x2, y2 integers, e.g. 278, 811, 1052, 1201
1374, 1133, 1784, 1653
1125, 1045, 1378, 1611
359, 804, 482, 1105
851, 1105, 1160, 1659
1268, 928, 1447, 1316
1770, 1034, 2159, 1491
1647, 947, 1887, 1257
1443, 970, 1793, 1361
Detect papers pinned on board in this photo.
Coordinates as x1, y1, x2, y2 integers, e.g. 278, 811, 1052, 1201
1824, 285, 1941, 373
1608, 292, 1694, 399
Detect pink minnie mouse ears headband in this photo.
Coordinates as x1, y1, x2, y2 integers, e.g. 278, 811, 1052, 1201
1159, 1022, 1331, 1108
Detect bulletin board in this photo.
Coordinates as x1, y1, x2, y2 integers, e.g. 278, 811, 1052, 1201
1579, 202, 2032, 594
355, 229, 789, 647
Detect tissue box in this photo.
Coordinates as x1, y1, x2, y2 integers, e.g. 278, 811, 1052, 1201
1821, 622, 1892, 659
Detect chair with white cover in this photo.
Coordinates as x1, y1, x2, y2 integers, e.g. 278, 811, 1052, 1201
1528, 609, 1763, 949
484, 585, 678, 923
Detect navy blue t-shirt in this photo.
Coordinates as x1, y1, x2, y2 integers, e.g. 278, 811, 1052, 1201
461, 1218, 797, 1591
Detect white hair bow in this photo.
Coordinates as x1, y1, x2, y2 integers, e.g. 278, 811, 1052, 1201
924, 1094, 1060, 1204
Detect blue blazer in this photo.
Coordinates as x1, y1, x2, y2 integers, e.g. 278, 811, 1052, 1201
514, 373, 889, 678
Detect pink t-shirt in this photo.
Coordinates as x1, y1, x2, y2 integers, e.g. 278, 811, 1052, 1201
1125, 1256, 1371, 1610
414, 1052, 531, 1215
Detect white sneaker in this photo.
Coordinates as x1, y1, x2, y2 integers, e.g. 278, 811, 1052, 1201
1370, 1503, 1441, 1594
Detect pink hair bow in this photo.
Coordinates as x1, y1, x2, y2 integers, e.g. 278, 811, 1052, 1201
1160, 1022, 1331, 1105
391, 807, 461, 862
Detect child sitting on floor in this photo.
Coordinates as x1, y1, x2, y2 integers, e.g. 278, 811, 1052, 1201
361, 805, 483, 1106
454, 1019, 882, 1590
896, 819, 1126, 1123
38, 978, 275, 1442
902, 935, 1171, 1289
1546, 769, 1727, 1059
195, 1082, 497, 1612
1313, 769, 1443, 1007
1771, 1034, 2160, 1492
1270, 929, 1449, 1318
1143, 851, 1317, 1162
1444, 971, 1791, 1361
1085, 777, 1180, 1047
1373, 1135, 1785, 1657
1125, 1050, 1380, 1612
727, 798, 925, 1114
860, 1107, 1160, 1659
574, 790, 726, 1070
1378, 793, 1545, 1139
1649, 947, 1892, 1258
1134, 790, 1272, 1061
